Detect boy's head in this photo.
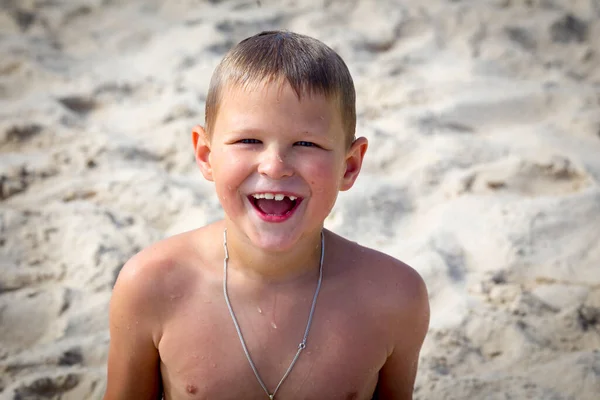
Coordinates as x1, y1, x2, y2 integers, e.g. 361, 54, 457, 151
204, 30, 356, 147
193, 31, 367, 251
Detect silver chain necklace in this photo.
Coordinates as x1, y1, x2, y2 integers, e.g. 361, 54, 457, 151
222, 229, 325, 400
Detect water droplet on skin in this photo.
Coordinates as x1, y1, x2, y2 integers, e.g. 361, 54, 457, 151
211, 362, 217, 368
257, 306, 262, 314
271, 321, 277, 329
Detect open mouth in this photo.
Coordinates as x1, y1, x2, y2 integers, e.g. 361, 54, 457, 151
248, 193, 302, 219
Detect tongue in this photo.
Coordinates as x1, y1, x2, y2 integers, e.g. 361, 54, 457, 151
255, 198, 294, 215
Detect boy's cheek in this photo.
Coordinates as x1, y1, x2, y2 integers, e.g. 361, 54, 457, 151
304, 160, 345, 183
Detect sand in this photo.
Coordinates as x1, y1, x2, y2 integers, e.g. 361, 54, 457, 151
1, 0, 599, 398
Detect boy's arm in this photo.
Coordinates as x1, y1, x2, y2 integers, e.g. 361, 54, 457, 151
375, 267, 430, 400
103, 256, 164, 400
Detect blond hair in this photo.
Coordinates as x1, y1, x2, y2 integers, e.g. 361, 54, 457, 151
205, 30, 356, 145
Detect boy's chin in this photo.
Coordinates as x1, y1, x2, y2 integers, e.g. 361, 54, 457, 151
247, 231, 303, 253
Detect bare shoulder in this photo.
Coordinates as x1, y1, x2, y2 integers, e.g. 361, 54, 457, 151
112, 224, 219, 328
327, 231, 430, 344
116, 230, 195, 296
329, 231, 428, 307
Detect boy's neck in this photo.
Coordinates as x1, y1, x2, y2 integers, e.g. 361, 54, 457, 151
222, 223, 324, 284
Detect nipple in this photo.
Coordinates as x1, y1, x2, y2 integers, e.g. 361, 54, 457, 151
186, 384, 197, 394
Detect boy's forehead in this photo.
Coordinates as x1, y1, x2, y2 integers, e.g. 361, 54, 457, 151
232, 87, 334, 117
213, 81, 344, 138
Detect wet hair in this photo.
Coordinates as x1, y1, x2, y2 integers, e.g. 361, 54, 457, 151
205, 30, 356, 146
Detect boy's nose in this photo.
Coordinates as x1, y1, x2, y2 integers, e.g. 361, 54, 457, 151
257, 147, 294, 179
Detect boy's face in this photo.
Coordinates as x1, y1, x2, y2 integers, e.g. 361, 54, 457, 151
193, 80, 367, 252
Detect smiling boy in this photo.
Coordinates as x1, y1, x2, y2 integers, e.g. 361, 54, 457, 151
104, 31, 429, 400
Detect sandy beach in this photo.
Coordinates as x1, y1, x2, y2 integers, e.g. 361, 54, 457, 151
1, 0, 600, 398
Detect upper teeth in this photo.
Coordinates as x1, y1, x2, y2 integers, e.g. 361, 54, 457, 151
252, 193, 297, 201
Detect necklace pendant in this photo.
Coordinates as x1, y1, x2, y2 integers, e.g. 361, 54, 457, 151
269, 395, 274, 400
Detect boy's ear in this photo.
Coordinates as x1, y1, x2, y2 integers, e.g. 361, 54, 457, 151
192, 125, 213, 181
340, 136, 368, 191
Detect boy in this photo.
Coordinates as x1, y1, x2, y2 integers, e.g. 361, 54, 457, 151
104, 31, 429, 400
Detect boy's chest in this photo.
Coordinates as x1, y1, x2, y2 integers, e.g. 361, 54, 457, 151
157, 293, 388, 400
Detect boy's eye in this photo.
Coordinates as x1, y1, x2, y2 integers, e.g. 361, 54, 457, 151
295, 141, 317, 147
238, 139, 261, 144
